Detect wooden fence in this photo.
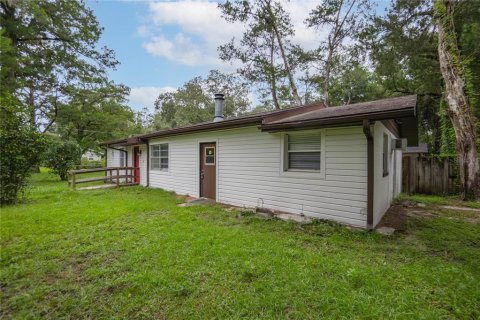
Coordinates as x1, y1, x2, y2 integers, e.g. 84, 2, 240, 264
68, 167, 138, 190
402, 155, 458, 195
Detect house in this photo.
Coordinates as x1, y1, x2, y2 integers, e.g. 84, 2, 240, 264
101, 94, 418, 229
82, 150, 102, 161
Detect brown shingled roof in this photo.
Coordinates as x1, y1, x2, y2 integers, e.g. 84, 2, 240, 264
101, 95, 417, 146
101, 101, 325, 146
261, 95, 417, 131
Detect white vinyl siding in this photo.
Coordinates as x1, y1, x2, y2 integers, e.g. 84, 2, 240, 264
106, 147, 125, 168
373, 121, 402, 226
149, 126, 369, 228
106, 146, 130, 182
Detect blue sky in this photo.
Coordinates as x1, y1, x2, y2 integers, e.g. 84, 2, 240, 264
87, 1, 390, 111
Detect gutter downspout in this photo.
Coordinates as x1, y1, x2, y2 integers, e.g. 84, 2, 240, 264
363, 119, 374, 230
145, 139, 150, 187
104, 147, 108, 181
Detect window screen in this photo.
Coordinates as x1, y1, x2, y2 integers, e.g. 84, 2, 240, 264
151, 144, 168, 170
286, 133, 321, 170
383, 133, 389, 176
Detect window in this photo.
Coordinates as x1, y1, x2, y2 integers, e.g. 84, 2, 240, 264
285, 133, 321, 171
383, 133, 389, 176
151, 144, 169, 170
119, 151, 125, 167
205, 147, 215, 165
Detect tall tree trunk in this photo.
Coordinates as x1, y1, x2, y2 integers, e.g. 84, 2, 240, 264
323, 42, 334, 107
435, 0, 480, 200
269, 35, 280, 110
28, 84, 36, 127
263, 1, 302, 106
272, 24, 302, 106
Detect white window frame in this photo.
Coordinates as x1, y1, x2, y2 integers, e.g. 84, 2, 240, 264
280, 129, 326, 179
150, 142, 169, 172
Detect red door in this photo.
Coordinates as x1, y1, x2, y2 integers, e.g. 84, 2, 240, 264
200, 143, 216, 200
133, 146, 140, 183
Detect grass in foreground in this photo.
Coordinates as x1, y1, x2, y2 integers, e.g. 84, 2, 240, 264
1, 172, 479, 319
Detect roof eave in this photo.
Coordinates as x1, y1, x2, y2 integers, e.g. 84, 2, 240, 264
139, 117, 263, 140
260, 108, 415, 131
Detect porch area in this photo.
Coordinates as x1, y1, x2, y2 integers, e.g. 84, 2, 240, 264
68, 167, 140, 190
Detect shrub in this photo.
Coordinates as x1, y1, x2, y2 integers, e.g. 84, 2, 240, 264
0, 100, 45, 204
44, 139, 82, 181
78, 157, 105, 169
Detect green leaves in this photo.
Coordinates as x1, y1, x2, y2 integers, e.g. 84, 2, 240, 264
153, 70, 251, 129
0, 0, 129, 202
43, 137, 82, 181
0, 97, 46, 204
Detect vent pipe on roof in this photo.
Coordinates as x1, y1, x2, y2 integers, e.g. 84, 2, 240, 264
214, 93, 225, 122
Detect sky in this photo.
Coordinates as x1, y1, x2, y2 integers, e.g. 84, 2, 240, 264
87, 0, 390, 112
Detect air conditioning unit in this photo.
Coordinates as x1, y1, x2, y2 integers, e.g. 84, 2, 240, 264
392, 138, 407, 151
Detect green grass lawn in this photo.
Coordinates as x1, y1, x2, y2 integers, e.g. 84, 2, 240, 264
1, 171, 479, 319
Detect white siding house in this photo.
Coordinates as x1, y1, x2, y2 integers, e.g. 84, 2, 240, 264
103, 95, 418, 229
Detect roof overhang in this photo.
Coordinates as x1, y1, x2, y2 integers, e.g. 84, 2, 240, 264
99, 95, 419, 147
101, 136, 147, 147
260, 95, 418, 146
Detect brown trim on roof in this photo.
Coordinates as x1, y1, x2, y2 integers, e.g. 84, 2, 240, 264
263, 102, 325, 123
261, 107, 415, 131
137, 102, 326, 141
381, 120, 400, 138
139, 116, 263, 140
100, 95, 417, 147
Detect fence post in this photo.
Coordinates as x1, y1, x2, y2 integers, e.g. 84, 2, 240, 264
72, 172, 76, 190
116, 168, 120, 187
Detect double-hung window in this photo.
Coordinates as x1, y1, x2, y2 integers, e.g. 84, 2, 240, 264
285, 133, 322, 171
151, 143, 169, 170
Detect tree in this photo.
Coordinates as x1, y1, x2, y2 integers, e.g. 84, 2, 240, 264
54, 84, 136, 153
0, 0, 127, 202
0, 0, 121, 131
328, 61, 385, 106
435, 0, 479, 200
43, 137, 82, 181
306, 0, 372, 106
219, 0, 301, 108
0, 98, 45, 204
154, 71, 251, 129
360, 0, 444, 152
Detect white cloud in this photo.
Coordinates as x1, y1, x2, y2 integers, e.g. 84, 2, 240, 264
139, 0, 323, 67
128, 86, 176, 111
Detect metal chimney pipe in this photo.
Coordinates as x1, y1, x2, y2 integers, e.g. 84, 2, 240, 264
213, 93, 225, 122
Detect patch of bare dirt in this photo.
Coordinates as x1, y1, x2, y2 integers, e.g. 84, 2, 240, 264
405, 206, 480, 224
439, 205, 480, 212
376, 205, 408, 231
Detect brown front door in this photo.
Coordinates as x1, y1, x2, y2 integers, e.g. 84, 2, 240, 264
200, 143, 216, 200
133, 146, 140, 183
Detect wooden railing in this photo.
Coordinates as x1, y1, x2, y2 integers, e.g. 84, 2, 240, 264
68, 167, 139, 190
